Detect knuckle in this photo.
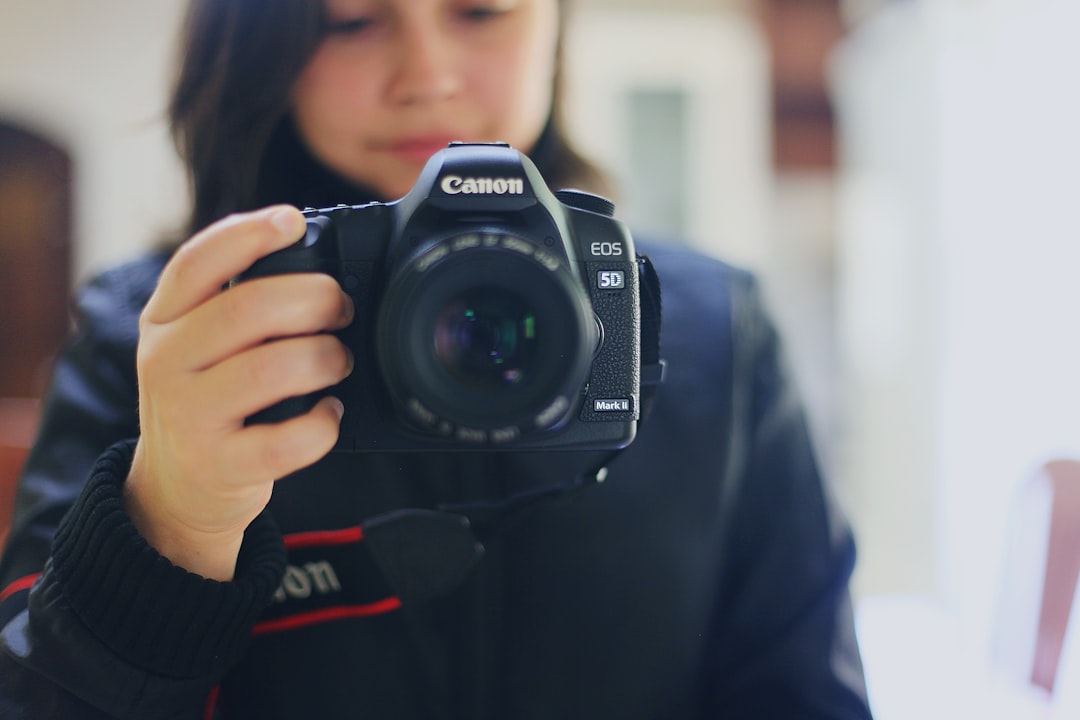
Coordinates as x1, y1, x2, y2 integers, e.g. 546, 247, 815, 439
309, 426, 339, 461
258, 439, 292, 476
219, 282, 258, 328
247, 345, 286, 391
135, 333, 167, 382
320, 288, 344, 324
261, 426, 313, 477
305, 274, 345, 324
302, 409, 341, 458
313, 336, 351, 381
215, 210, 254, 233
333, 341, 354, 379
167, 237, 203, 283
253, 400, 340, 478
137, 304, 154, 333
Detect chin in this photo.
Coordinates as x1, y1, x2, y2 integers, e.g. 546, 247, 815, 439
381, 178, 420, 201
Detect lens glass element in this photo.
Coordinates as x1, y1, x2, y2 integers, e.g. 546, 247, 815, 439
434, 288, 537, 388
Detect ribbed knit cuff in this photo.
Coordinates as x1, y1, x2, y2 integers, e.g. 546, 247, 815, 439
49, 440, 286, 679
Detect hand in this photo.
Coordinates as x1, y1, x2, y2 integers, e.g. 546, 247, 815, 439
125, 205, 354, 581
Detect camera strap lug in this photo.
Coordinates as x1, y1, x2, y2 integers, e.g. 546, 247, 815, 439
637, 254, 665, 422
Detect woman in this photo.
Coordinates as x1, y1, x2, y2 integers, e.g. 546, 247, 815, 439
0, 0, 873, 718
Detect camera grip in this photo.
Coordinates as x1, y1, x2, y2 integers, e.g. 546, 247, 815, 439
245, 393, 324, 426
240, 214, 337, 279
237, 214, 340, 425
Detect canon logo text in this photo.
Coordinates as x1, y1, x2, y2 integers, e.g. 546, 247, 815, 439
440, 175, 525, 196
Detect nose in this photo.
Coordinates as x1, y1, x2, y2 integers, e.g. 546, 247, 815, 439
388, 20, 462, 106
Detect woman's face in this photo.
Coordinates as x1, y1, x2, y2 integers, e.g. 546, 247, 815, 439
291, 0, 560, 200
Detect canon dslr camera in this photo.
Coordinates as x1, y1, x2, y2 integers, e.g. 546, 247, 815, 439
241, 142, 659, 451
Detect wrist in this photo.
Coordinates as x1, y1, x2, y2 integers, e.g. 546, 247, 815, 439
49, 440, 287, 678
124, 465, 246, 582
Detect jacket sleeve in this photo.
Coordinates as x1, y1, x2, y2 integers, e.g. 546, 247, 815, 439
703, 274, 872, 719
0, 261, 286, 719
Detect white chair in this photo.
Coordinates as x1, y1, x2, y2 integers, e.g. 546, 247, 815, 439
858, 459, 1080, 720
1051, 573, 1080, 717
993, 459, 1080, 696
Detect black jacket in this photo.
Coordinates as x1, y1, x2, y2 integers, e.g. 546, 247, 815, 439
0, 241, 872, 719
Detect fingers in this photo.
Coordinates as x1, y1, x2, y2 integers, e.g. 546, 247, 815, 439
144, 205, 307, 325
125, 395, 345, 580
225, 396, 347, 481
127, 205, 350, 578
200, 334, 354, 426
161, 273, 354, 374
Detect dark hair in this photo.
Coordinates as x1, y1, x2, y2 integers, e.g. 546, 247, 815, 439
169, 0, 609, 238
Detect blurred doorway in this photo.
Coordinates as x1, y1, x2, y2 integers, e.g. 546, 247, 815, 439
0, 120, 71, 396
0, 120, 72, 546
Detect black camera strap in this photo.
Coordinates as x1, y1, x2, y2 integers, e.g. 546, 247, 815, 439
360, 451, 615, 607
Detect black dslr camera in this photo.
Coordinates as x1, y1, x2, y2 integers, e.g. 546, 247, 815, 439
242, 142, 659, 451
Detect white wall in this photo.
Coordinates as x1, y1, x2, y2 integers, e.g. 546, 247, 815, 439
563, 7, 771, 269
0, 0, 189, 282
834, 0, 1080, 660
832, 0, 944, 601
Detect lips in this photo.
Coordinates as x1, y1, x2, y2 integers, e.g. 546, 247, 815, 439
386, 137, 464, 165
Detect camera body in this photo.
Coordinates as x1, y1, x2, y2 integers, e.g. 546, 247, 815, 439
242, 142, 647, 451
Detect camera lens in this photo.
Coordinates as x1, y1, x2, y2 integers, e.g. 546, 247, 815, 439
434, 288, 537, 389
378, 233, 595, 436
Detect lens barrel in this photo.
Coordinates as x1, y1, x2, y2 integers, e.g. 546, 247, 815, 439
377, 233, 595, 436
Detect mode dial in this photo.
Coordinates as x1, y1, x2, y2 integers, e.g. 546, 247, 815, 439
554, 189, 616, 218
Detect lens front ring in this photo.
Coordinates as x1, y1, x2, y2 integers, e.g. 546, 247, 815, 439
376, 232, 595, 441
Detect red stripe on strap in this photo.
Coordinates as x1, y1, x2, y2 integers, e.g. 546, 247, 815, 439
282, 526, 364, 550
252, 597, 402, 636
202, 684, 220, 720
0, 572, 40, 603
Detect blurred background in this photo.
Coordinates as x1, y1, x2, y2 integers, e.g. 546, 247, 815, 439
2, 0, 1079, 716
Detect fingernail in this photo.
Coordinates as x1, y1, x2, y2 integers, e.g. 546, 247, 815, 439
270, 207, 305, 238
328, 397, 345, 420
341, 295, 355, 325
